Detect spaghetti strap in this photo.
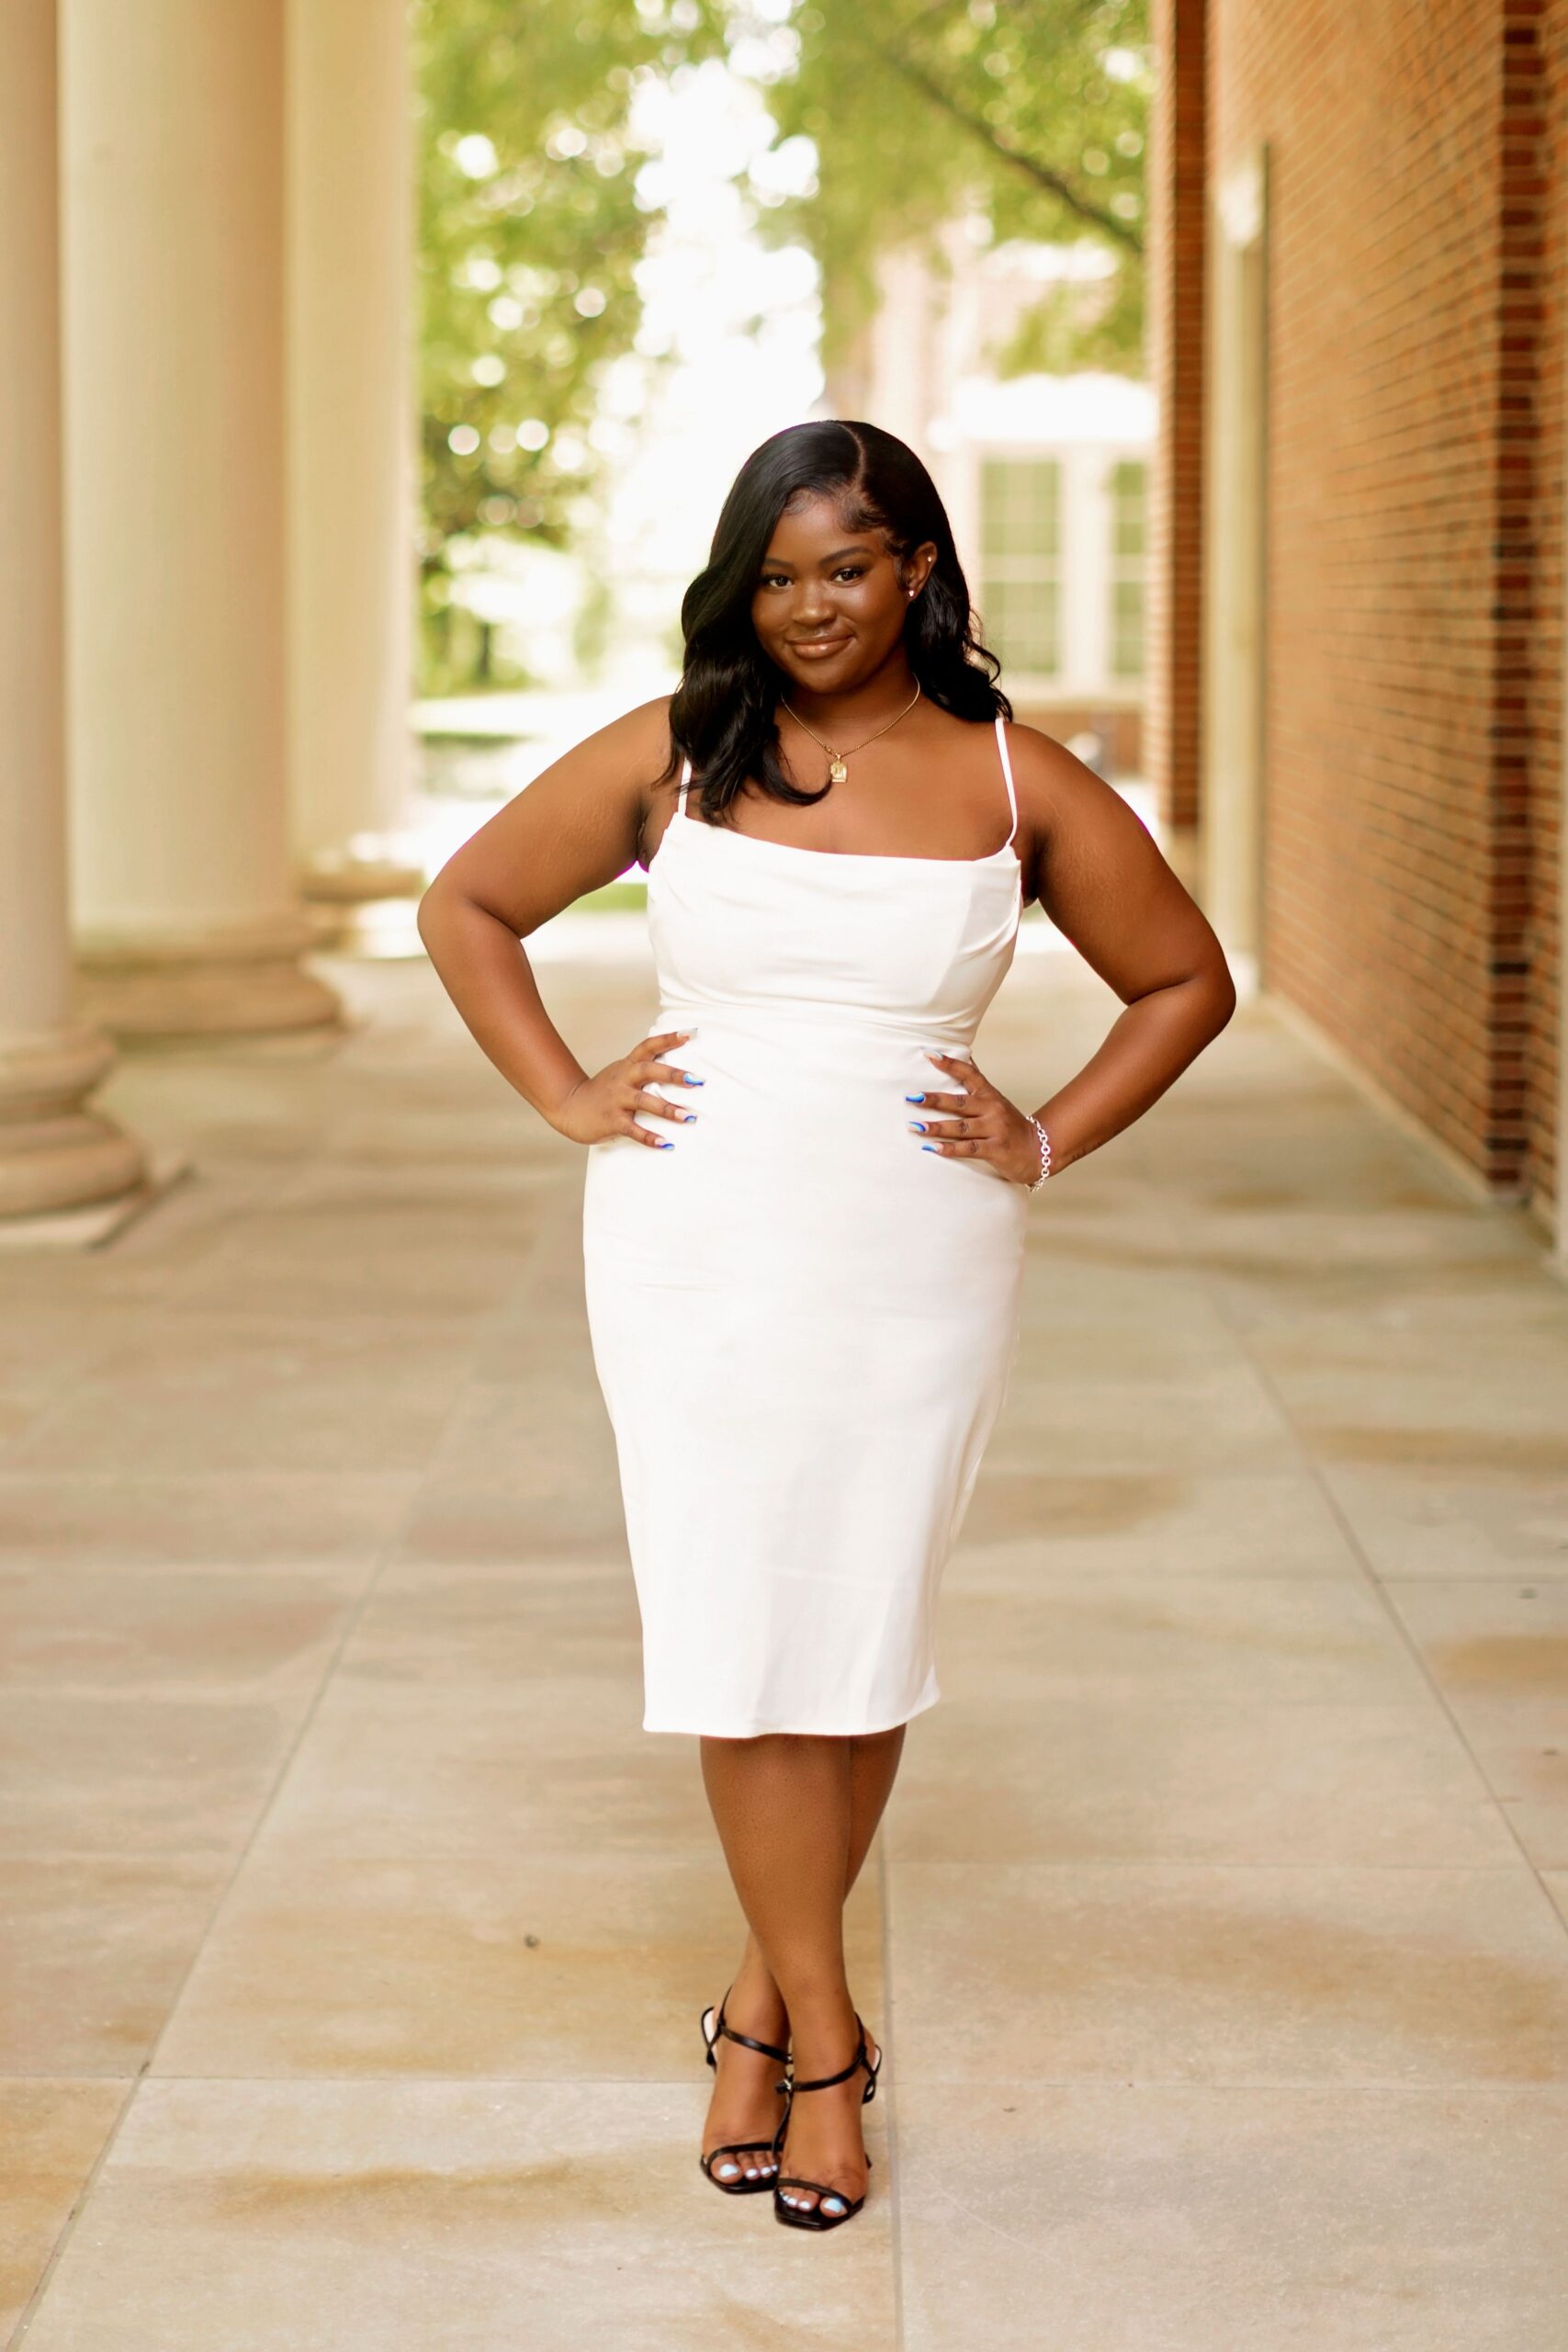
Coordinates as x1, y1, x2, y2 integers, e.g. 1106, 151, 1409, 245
678, 755, 692, 817
994, 715, 1019, 848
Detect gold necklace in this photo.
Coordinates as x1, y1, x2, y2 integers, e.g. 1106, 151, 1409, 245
780, 681, 922, 786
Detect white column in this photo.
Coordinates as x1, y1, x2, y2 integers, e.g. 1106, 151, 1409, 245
0, 0, 143, 1217
288, 0, 421, 914
62, 0, 340, 1037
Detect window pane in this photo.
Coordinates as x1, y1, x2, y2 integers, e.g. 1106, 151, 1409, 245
983, 576, 1059, 675
1110, 459, 1146, 557
1111, 579, 1145, 678
981, 459, 1060, 560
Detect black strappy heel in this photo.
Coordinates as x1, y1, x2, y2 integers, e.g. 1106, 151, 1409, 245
697, 1990, 793, 2195
772, 2015, 881, 2232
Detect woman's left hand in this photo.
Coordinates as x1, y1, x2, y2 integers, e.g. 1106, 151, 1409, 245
907, 1052, 1044, 1188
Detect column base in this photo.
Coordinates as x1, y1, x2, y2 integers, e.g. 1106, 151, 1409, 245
299, 843, 425, 907
0, 1024, 147, 1219
74, 911, 344, 1041
299, 843, 428, 960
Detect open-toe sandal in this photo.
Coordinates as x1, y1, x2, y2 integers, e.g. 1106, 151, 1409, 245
697, 1990, 792, 2196
772, 2014, 881, 2232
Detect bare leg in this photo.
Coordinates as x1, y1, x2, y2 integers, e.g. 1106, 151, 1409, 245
698, 1726, 904, 2181
698, 1725, 905, 2209
723, 1721, 906, 2022
846, 1723, 908, 1891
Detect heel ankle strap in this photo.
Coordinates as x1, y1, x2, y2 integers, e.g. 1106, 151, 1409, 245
705, 1994, 789, 2071
719, 2019, 790, 2064
787, 2030, 868, 2098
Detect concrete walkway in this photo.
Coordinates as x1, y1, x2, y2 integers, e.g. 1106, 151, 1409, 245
4, 938, 1567, 2350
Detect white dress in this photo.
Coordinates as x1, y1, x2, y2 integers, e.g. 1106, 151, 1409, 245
582, 713, 1029, 1736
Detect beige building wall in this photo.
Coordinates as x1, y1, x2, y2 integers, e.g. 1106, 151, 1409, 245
837, 237, 1153, 765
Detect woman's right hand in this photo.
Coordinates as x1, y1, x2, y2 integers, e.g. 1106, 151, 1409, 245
551, 1027, 702, 1148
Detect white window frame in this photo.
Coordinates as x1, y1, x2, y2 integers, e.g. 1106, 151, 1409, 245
976, 451, 1064, 685
1107, 457, 1148, 683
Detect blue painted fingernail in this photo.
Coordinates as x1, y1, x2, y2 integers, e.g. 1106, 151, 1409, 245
681, 1112, 697, 1122
908, 1121, 927, 1133
683, 1073, 704, 1085
905, 1092, 924, 1103
657, 1138, 674, 1149
922, 1143, 939, 1153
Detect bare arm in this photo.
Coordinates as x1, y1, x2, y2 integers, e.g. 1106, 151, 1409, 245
919, 727, 1235, 1182
415, 695, 698, 1148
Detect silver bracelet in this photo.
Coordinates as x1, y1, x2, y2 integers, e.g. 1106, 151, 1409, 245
1026, 1115, 1052, 1193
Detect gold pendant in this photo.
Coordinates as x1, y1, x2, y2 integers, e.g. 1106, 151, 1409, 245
829, 757, 848, 785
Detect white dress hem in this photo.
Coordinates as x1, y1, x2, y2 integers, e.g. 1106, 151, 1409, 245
640, 1684, 942, 1741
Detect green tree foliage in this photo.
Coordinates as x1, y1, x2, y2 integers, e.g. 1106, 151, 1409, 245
758, 0, 1148, 379
412, 0, 721, 689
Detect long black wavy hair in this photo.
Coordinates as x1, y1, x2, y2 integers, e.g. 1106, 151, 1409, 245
666, 419, 1010, 822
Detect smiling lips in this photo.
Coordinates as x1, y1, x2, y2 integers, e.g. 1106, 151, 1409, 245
790, 635, 852, 659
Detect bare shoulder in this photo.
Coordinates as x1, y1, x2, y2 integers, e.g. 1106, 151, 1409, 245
998, 718, 1164, 909
999, 719, 1114, 820
513, 691, 677, 837
570, 693, 677, 786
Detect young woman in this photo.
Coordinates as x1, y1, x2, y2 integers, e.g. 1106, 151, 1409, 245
418, 419, 1235, 2233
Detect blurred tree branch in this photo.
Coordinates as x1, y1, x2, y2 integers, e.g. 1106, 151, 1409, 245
874, 41, 1144, 252
756, 0, 1148, 379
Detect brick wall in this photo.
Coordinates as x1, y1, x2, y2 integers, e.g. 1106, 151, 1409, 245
1146, 0, 1207, 839
1529, 3, 1563, 1210
1179, 0, 1562, 1215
